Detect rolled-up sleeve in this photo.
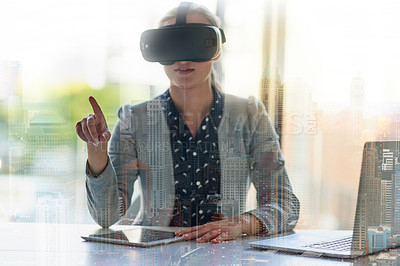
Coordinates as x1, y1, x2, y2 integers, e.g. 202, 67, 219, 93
86, 158, 119, 227
245, 97, 300, 235
85, 104, 139, 228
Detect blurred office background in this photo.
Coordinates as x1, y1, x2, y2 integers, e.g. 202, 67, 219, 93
0, 0, 399, 229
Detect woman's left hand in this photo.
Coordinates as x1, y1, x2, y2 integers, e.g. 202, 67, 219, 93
175, 216, 244, 243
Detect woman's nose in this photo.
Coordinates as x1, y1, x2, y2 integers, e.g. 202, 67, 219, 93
176, 61, 191, 65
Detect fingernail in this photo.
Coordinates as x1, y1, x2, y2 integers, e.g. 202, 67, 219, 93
94, 138, 99, 144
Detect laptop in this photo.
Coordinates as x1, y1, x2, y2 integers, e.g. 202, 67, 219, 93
250, 141, 400, 258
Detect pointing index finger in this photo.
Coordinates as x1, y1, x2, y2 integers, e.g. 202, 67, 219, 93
89, 96, 104, 118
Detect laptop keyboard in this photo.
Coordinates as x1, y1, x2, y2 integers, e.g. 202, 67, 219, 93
304, 237, 352, 251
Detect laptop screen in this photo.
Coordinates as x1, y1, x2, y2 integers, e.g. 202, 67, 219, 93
352, 141, 400, 255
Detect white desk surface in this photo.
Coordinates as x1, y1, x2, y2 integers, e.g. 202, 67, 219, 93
0, 222, 391, 265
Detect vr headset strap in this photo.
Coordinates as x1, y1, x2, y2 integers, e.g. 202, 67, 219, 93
176, 2, 226, 43
176, 2, 191, 25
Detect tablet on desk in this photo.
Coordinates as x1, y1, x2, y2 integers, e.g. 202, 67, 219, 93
81, 228, 184, 248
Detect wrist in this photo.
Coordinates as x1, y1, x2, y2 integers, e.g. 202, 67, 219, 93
239, 214, 266, 235
239, 214, 252, 235
87, 142, 108, 176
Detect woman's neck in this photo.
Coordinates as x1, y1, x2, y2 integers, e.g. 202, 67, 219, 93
169, 84, 213, 138
169, 84, 214, 118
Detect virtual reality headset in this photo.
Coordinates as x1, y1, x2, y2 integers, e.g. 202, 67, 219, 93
140, 2, 226, 65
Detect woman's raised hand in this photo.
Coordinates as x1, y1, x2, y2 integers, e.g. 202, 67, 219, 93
75, 96, 111, 146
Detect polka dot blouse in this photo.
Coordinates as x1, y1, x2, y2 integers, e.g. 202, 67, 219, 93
161, 87, 224, 227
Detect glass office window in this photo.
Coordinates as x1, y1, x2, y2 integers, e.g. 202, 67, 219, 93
1, 0, 399, 233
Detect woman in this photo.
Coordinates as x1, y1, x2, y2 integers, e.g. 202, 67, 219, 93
76, 2, 299, 243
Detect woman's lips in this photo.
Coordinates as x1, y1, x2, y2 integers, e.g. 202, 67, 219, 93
175, 67, 195, 75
